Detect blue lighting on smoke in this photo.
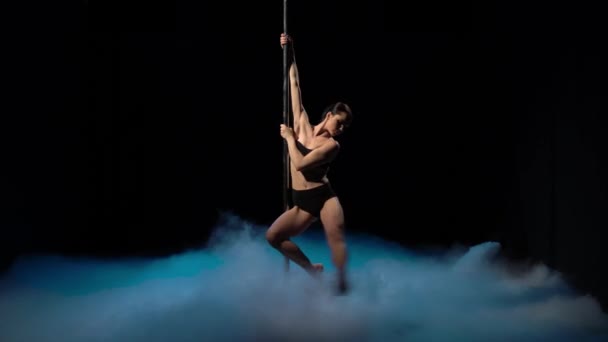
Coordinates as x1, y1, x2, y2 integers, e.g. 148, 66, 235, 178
1, 213, 606, 341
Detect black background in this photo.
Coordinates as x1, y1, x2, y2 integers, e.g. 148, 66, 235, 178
2, 1, 606, 310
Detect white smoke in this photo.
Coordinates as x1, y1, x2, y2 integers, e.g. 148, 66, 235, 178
0, 212, 606, 342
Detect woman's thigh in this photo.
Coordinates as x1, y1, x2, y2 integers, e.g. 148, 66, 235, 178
267, 207, 317, 239
319, 197, 345, 239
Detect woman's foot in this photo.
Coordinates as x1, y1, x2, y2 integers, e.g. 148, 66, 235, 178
336, 278, 349, 295
307, 263, 324, 278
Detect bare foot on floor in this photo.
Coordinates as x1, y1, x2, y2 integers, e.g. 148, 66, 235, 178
308, 263, 324, 278
336, 278, 349, 295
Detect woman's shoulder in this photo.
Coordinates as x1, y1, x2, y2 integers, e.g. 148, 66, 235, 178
307, 137, 338, 150
319, 138, 340, 153
332, 140, 341, 153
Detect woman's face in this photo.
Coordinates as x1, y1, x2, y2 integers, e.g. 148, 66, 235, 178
326, 112, 349, 137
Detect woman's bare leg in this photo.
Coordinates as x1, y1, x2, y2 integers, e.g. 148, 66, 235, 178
320, 197, 349, 294
266, 207, 322, 276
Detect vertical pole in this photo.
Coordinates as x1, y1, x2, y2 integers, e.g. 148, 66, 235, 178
283, 0, 290, 211
282, 0, 291, 272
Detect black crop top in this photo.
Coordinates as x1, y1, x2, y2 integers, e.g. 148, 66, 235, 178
295, 140, 330, 182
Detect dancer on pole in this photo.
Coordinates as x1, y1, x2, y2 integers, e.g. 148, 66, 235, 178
266, 33, 353, 295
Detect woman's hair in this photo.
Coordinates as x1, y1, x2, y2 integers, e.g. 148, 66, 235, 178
321, 102, 353, 127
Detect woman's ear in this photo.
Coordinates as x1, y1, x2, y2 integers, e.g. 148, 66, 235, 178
325, 111, 333, 120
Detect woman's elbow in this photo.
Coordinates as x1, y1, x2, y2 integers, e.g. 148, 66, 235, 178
294, 162, 310, 172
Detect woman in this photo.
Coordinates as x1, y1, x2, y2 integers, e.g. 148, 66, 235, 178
266, 33, 353, 295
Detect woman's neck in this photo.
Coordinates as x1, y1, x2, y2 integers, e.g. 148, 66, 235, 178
313, 123, 330, 138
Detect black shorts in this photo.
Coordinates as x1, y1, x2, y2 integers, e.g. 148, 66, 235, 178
292, 183, 337, 218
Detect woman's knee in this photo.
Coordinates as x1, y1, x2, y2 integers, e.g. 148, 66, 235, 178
265, 228, 285, 247
324, 224, 346, 244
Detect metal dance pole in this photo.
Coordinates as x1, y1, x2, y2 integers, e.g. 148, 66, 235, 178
282, 0, 291, 272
